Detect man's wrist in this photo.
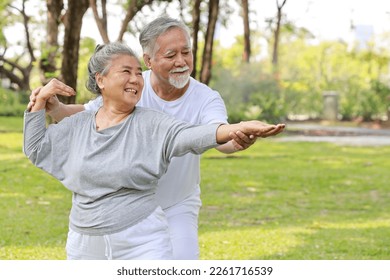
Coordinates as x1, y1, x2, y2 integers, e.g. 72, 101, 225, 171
48, 102, 63, 118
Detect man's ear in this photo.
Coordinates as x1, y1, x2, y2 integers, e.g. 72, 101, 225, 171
143, 54, 152, 69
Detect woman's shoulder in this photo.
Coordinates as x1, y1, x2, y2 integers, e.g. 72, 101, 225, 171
134, 107, 177, 126
62, 109, 94, 125
135, 106, 169, 117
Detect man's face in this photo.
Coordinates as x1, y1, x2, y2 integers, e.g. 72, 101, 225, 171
148, 27, 193, 89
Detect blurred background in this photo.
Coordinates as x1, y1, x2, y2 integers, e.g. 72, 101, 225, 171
1, 0, 390, 125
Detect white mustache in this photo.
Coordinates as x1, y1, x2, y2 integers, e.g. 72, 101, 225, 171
170, 66, 190, 74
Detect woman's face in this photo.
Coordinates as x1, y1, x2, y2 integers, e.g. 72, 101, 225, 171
97, 54, 144, 111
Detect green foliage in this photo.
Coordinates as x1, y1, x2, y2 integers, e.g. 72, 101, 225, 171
76, 37, 98, 104
2, 116, 390, 259
0, 88, 28, 117
209, 27, 390, 122
1, 1, 390, 122
278, 38, 390, 121
211, 59, 286, 123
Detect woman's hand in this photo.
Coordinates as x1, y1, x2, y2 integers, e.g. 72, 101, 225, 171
239, 121, 285, 138
28, 79, 75, 112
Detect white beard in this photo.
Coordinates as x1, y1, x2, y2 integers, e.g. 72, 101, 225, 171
169, 67, 190, 89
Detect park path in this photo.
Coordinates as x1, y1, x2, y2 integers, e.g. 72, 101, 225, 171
274, 123, 390, 146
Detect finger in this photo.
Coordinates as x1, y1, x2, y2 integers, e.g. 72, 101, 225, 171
262, 125, 285, 137
234, 130, 252, 144
29, 95, 36, 104
46, 79, 76, 96
228, 132, 244, 150
263, 126, 281, 138
30, 86, 42, 101
31, 86, 42, 96
259, 125, 277, 136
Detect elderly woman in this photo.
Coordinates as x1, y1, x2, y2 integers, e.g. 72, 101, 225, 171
23, 42, 285, 260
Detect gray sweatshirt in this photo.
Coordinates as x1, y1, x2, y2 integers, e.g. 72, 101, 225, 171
23, 107, 220, 235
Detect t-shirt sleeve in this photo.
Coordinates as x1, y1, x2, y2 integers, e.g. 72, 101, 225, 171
200, 90, 228, 125
84, 96, 103, 111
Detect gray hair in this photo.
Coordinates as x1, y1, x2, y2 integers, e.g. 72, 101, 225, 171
139, 16, 191, 57
86, 42, 139, 95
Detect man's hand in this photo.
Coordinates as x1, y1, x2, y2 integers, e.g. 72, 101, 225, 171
228, 131, 256, 151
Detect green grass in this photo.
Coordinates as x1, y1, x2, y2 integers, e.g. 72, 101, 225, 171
0, 116, 24, 132
199, 142, 390, 259
1, 116, 390, 260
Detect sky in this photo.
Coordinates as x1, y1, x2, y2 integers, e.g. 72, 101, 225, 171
4, 0, 390, 56
216, 0, 390, 47
78, 0, 390, 54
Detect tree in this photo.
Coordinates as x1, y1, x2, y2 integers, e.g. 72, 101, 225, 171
241, 0, 250, 63
190, 0, 201, 78
271, 0, 287, 81
89, 0, 109, 43
90, 0, 177, 43
39, 0, 63, 85
0, 0, 35, 91
200, 0, 219, 85
59, 0, 89, 104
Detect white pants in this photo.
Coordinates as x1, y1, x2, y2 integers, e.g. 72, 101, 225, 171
66, 207, 172, 260
164, 187, 202, 260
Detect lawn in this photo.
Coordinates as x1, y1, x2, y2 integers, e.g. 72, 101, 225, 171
1, 116, 390, 260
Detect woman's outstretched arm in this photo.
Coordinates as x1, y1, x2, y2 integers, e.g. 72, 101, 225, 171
216, 121, 285, 144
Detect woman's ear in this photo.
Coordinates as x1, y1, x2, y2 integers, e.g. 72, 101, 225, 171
96, 73, 104, 90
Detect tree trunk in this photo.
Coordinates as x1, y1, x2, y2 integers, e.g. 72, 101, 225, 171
200, 0, 219, 85
191, 0, 201, 78
0, 0, 34, 91
272, 0, 287, 80
90, 0, 110, 43
59, 0, 89, 104
242, 0, 251, 63
40, 0, 63, 85
116, 0, 155, 42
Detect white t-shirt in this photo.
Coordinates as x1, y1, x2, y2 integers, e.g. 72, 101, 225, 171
84, 70, 228, 209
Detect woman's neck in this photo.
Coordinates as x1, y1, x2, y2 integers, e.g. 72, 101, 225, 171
95, 106, 134, 131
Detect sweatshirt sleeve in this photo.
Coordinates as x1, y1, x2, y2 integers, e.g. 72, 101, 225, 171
163, 118, 221, 160
23, 109, 72, 179
23, 109, 47, 161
